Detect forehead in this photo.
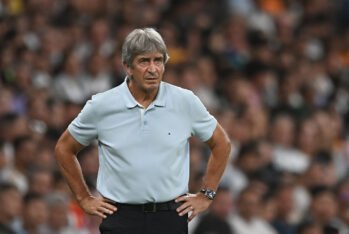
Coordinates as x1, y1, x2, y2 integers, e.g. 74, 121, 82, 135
134, 52, 163, 59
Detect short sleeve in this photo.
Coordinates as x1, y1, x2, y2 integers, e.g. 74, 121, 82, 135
189, 92, 217, 142
68, 98, 98, 146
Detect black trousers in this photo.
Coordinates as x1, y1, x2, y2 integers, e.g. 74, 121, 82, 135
99, 206, 188, 234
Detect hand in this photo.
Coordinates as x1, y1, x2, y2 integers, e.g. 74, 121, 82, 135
175, 193, 212, 222
79, 196, 117, 219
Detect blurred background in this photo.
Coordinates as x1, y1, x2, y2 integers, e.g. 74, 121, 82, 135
0, 0, 349, 233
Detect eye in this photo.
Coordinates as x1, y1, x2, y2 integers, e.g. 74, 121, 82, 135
138, 59, 149, 66
154, 58, 164, 65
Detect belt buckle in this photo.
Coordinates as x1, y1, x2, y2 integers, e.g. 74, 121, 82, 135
143, 203, 156, 212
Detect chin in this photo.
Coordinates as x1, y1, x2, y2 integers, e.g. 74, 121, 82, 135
143, 84, 159, 92
146, 82, 160, 88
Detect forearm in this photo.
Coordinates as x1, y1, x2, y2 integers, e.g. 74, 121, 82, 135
202, 125, 231, 191
56, 150, 91, 201
55, 132, 118, 218
55, 131, 91, 202
176, 126, 231, 221
202, 145, 230, 190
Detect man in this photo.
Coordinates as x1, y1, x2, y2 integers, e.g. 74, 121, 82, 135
0, 183, 22, 234
14, 193, 48, 234
55, 28, 231, 234
229, 186, 276, 234
193, 186, 234, 234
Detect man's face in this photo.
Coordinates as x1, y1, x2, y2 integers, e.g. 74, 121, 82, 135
125, 52, 165, 93
211, 190, 233, 219
238, 191, 260, 220
24, 199, 48, 227
0, 188, 22, 219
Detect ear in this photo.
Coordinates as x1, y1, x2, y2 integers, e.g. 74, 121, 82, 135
123, 62, 133, 77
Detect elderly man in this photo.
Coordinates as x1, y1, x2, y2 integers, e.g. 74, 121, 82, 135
55, 28, 231, 234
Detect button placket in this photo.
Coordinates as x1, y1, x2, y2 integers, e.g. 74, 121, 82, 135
139, 108, 145, 128
143, 110, 150, 132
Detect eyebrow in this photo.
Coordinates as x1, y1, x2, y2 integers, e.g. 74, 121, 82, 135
137, 55, 164, 60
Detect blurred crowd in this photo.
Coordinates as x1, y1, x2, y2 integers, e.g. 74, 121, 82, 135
0, 0, 349, 234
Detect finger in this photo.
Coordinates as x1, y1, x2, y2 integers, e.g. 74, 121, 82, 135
94, 210, 107, 219
101, 202, 118, 212
102, 198, 116, 204
175, 194, 190, 202
178, 205, 194, 216
176, 202, 191, 213
97, 206, 114, 215
101, 199, 118, 212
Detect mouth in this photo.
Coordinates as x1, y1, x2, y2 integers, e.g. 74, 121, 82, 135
145, 77, 158, 82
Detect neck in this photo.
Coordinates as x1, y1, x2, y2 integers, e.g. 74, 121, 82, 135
128, 80, 158, 108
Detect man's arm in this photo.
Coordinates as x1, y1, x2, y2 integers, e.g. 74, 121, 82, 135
55, 130, 117, 218
176, 123, 231, 221
202, 123, 231, 191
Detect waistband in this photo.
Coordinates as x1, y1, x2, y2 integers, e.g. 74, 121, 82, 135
107, 199, 180, 213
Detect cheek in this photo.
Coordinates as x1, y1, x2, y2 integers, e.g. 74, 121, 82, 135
157, 67, 165, 75
136, 67, 147, 74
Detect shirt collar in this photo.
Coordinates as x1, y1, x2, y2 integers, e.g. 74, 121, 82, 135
121, 77, 166, 109
153, 82, 166, 107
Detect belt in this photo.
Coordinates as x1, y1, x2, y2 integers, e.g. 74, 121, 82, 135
111, 200, 180, 213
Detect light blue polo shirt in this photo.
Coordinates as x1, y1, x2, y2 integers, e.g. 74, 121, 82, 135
68, 78, 217, 204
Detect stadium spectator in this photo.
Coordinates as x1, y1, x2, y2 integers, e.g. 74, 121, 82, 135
0, 183, 22, 234
193, 187, 234, 234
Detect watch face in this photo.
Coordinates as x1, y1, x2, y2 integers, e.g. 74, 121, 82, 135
209, 191, 215, 199
205, 190, 216, 200
200, 188, 216, 200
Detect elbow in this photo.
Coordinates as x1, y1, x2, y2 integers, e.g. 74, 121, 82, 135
221, 128, 232, 155
54, 135, 69, 161
54, 140, 63, 160
54, 131, 82, 161
224, 136, 232, 158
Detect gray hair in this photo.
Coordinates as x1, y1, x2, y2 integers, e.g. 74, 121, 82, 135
122, 28, 169, 66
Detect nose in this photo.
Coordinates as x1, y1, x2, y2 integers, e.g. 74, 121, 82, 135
147, 62, 156, 72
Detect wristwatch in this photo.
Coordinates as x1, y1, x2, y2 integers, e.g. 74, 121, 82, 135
200, 188, 216, 200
